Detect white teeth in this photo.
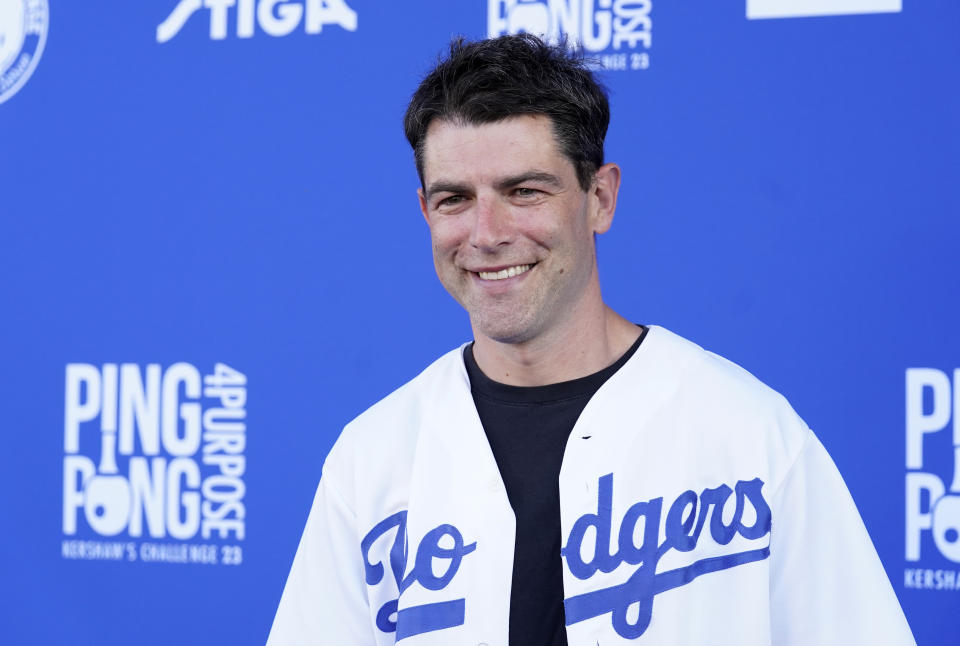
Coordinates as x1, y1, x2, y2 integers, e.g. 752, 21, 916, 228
478, 264, 532, 281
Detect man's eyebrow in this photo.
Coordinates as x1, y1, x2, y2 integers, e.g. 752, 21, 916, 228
425, 171, 564, 201
425, 181, 472, 201
495, 171, 564, 191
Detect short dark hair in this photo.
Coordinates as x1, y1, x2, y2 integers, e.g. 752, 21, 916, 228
403, 34, 610, 192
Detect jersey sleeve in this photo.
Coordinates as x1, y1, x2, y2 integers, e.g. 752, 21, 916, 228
768, 430, 916, 645
266, 471, 375, 645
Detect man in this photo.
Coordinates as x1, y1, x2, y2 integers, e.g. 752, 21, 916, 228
268, 35, 915, 645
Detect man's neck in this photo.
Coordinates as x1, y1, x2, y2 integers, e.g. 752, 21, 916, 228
471, 307, 642, 387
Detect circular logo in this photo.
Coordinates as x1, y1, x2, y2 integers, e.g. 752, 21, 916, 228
0, 0, 48, 105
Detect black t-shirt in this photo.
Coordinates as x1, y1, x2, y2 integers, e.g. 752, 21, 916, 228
463, 327, 647, 646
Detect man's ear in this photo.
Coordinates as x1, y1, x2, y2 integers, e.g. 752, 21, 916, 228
590, 162, 621, 235
418, 187, 430, 226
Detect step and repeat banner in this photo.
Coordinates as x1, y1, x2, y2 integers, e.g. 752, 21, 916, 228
1, 1, 957, 644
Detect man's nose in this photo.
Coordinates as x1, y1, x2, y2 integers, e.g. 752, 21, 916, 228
469, 194, 512, 250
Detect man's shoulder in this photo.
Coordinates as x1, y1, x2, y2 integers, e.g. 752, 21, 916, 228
627, 326, 812, 473
345, 344, 468, 432
320, 345, 468, 481
645, 325, 803, 419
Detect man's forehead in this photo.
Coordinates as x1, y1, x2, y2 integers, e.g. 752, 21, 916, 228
420, 114, 569, 185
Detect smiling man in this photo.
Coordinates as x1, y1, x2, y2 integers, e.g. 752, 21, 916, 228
417, 113, 638, 381
267, 35, 915, 645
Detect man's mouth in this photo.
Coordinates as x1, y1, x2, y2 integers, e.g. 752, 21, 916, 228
476, 264, 533, 281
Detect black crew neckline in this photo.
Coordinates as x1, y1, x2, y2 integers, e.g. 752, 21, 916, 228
463, 325, 648, 405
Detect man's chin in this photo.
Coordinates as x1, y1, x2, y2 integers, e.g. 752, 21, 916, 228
470, 314, 539, 346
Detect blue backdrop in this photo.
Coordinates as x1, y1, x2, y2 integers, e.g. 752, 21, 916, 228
1, 1, 957, 644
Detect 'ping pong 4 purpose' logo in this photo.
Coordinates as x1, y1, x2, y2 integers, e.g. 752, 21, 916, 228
62, 362, 247, 567
905, 368, 960, 590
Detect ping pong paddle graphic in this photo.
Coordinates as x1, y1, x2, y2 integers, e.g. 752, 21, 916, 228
83, 365, 131, 536
931, 435, 960, 561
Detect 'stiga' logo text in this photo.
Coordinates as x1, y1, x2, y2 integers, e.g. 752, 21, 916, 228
157, 0, 357, 43
905, 368, 960, 590
62, 363, 247, 567
562, 473, 771, 638
361, 511, 477, 641
0, 0, 48, 104
488, 0, 652, 71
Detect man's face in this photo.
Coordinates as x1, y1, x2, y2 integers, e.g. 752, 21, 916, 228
418, 114, 616, 345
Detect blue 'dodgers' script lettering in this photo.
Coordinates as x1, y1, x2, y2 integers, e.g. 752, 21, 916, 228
360, 511, 476, 640
561, 474, 772, 639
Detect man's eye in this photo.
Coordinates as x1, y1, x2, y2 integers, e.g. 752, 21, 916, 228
437, 195, 465, 208
514, 187, 542, 199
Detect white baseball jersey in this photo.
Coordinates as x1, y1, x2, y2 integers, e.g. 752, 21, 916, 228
267, 326, 915, 645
